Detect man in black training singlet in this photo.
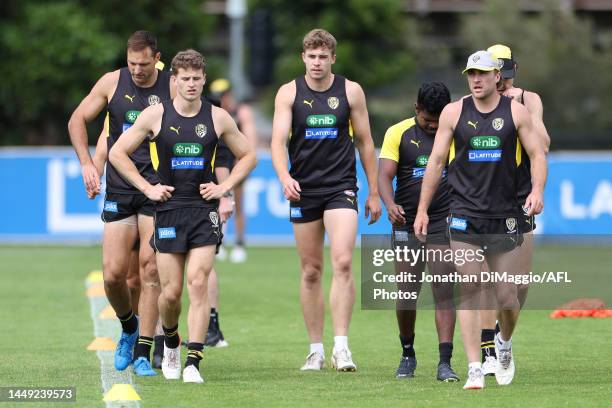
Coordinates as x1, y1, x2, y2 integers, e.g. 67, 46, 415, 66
414, 50, 547, 390
271, 28, 382, 372
68, 30, 172, 376
109, 49, 256, 384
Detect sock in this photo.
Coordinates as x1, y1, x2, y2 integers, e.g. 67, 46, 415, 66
399, 334, 416, 358
117, 310, 138, 334
481, 329, 496, 360
309, 343, 324, 356
333, 336, 348, 351
153, 335, 164, 355
185, 342, 204, 369
439, 342, 453, 365
134, 336, 153, 360
163, 324, 180, 348
496, 333, 512, 350
209, 308, 219, 332
468, 361, 482, 371
495, 320, 500, 335
236, 238, 245, 247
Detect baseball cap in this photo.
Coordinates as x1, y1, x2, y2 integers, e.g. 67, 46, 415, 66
462, 50, 502, 74
487, 44, 516, 79
209, 78, 231, 96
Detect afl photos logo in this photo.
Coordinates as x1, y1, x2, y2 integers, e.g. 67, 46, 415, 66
148, 95, 161, 106
327, 97, 339, 110
195, 123, 207, 138
492, 117, 504, 131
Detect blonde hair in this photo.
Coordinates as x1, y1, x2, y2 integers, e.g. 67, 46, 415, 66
303, 29, 336, 54
171, 49, 206, 75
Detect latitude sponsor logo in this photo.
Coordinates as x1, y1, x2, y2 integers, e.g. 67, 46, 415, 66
305, 127, 338, 139
171, 157, 205, 169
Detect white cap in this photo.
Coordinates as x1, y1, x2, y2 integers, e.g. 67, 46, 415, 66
462, 50, 502, 74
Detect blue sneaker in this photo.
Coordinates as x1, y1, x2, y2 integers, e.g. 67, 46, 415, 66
114, 329, 139, 371
134, 357, 157, 376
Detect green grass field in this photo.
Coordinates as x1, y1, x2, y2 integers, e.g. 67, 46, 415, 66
0, 245, 610, 407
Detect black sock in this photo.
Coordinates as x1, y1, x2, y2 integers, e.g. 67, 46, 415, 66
495, 321, 500, 335
399, 334, 415, 358
163, 324, 180, 348
134, 336, 153, 360
153, 335, 164, 355
209, 308, 219, 331
185, 342, 204, 369
481, 329, 496, 361
439, 342, 453, 365
236, 238, 245, 247
117, 310, 138, 334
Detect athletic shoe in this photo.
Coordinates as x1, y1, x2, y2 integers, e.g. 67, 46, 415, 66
395, 356, 416, 379
495, 334, 515, 385
216, 246, 228, 261
161, 344, 181, 380
437, 362, 459, 382
133, 357, 157, 376
230, 245, 247, 263
183, 365, 204, 383
463, 366, 485, 390
331, 348, 356, 372
114, 329, 139, 371
204, 327, 229, 348
152, 336, 164, 369
482, 355, 497, 376
300, 351, 325, 371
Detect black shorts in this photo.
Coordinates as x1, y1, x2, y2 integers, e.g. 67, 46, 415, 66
102, 192, 155, 223
518, 204, 536, 233
392, 216, 449, 249
151, 207, 222, 253
446, 213, 523, 254
289, 189, 358, 223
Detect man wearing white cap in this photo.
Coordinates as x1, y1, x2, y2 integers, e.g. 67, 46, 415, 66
414, 50, 547, 389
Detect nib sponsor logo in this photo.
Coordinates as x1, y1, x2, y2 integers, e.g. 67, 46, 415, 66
306, 114, 337, 127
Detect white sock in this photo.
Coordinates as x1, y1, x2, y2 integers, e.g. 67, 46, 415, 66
468, 362, 482, 371
496, 333, 512, 349
333, 336, 348, 351
309, 343, 324, 356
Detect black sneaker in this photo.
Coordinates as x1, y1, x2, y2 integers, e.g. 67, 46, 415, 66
437, 362, 459, 382
204, 326, 228, 348
152, 335, 164, 369
395, 356, 417, 379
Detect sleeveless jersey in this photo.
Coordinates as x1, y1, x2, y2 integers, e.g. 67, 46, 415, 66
289, 75, 356, 195
379, 117, 450, 221
448, 96, 518, 218
106, 67, 171, 193
153, 99, 219, 211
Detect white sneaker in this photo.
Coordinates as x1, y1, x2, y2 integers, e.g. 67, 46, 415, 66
331, 348, 356, 372
482, 355, 497, 376
300, 351, 325, 371
182, 365, 204, 383
463, 366, 485, 390
495, 335, 515, 385
230, 246, 247, 263
161, 344, 181, 380
216, 246, 228, 261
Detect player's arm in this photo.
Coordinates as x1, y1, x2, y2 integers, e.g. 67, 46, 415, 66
108, 104, 174, 202
270, 81, 301, 201
214, 166, 234, 222
523, 91, 550, 153
200, 107, 257, 200
513, 101, 547, 216
67, 71, 118, 196
347, 80, 382, 224
414, 102, 457, 236
378, 124, 405, 226
85, 118, 109, 200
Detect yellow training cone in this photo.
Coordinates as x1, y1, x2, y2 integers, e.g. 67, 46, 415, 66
99, 305, 117, 319
103, 384, 141, 401
86, 270, 103, 283
87, 337, 116, 351
86, 284, 106, 297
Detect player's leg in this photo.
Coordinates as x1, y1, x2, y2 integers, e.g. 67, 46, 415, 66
324, 207, 358, 371
205, 267, 228, 347
427, 242, 459, 382
126, 247, 140, 315
230, 183, 247, 263
293, 218, 326, 370
480, 260, 498, 376
133, 214, 161, 376
102, 219, 139, 371
183, 244, 217, 383
516, 232, 533, 308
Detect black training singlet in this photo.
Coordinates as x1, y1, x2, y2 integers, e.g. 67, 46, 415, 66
106, 67, 171, 193
153, 99, 219, 211
379, 117, 450, 221
289, 75, 356, 195
448, 96, 518, 218
516, 90, 530, 204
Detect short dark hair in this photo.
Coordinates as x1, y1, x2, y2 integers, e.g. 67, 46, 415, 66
127, 30, 158, 54
417, 82, 451, 115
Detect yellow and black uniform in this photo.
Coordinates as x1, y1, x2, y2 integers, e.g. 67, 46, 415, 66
288, 74, 358, 223
102, 67, 171, 222
150, 99, 221, 253
516, 91, 535, 233
380, 117, 450, 245
447, 96, 522, 253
